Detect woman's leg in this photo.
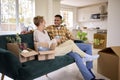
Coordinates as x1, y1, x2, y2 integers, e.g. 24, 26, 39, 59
67, 52, 94, 80
55, 40, 86, 57
56, 40, 99, 61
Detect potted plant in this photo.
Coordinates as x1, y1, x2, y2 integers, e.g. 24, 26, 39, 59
76, 31, 88, 42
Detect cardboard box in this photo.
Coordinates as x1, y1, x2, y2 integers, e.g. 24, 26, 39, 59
97, 46, 120, 80
19, 50, 38, 63
7, 43, 27, 57
34, 42, 49, 52
34, 42, 56, 52
38, 50, 55, 60
34, 42, 56, 60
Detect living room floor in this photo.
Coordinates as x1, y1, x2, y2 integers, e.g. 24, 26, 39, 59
0, 48, 110, 80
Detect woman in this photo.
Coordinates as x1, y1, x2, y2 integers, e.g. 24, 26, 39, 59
33, 16, 99, 80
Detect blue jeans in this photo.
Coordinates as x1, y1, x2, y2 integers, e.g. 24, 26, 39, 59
67, 52, 93, 80
75, 43, 93, 69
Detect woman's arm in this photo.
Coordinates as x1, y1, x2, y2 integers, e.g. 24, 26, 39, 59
34, 30, 57, 48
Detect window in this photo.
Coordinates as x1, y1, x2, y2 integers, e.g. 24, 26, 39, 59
1, 0, 16, 31
0, 0, 34, 35
19, 0, 35, 31
60, 10, 73, 29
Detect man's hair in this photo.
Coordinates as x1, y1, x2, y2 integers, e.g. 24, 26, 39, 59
55, 14, 62, 19
33, 16, 43, 27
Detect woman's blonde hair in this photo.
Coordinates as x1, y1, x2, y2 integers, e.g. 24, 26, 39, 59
33, 16, 44, 27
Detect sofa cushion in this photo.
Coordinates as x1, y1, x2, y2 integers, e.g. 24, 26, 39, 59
19, 55, 74, 80
20, 33, 34, 49
0, 33, 34, 50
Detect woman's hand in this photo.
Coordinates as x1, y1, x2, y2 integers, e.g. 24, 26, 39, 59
56, 38, 61, 43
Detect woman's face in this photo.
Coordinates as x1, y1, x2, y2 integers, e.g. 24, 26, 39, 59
41, 20, 46, 26
39, 20, 46, 30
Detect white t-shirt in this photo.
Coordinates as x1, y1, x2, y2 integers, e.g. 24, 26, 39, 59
33, 29, 56, 47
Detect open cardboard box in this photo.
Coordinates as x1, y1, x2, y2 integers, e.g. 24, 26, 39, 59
19, 50, 38, 63
38, 50, 55, 60
7, 43, 27, 57
97, 46, 120, 80
34, 42, 56, 60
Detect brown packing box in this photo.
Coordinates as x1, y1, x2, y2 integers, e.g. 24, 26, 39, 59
38, 50, 55, 60
7, 43, 27, 57
34, 42, 49, 52
97, 46, 120, 80
7, 43, 21, 57
19, 50, 38, 63
34, 42, 56, 52
34, 42, 56, 60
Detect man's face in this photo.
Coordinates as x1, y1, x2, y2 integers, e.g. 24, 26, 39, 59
54, 17, 62, 27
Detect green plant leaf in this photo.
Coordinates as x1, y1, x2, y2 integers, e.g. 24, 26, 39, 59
76, 31, 88, 41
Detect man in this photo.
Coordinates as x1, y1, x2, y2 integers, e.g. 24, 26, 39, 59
45, 14, 102, 80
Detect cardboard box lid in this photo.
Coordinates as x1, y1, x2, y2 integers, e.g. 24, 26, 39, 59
20, 51, 38, 57
99, 46, 120, 57
34, 42, 49, 48
39, 50, 55, 55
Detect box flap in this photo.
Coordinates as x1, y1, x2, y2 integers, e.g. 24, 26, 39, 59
99, 46, 120, 57
111, 46, 120, 57
21, 51, 38, 57
39, 50, 55, 55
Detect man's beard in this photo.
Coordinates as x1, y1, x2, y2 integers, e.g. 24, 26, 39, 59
55, 24, 60, 27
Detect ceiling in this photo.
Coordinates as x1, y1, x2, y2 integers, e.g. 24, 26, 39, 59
61, 0, 108, 7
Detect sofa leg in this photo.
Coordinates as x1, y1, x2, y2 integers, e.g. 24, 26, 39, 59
45, 74, 48, 77
1, 74, 4, 80
45, 74, 53, 80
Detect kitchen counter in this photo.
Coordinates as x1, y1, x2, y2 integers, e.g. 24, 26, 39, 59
72, 29, 107, 44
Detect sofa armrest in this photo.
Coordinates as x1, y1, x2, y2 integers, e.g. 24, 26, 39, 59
0, 48, 22, 79
74, 40, 84, 43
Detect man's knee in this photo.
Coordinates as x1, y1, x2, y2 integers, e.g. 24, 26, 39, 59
86, 43, 91, 48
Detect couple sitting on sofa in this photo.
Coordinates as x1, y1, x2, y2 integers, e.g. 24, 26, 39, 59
32, 14, 102, 80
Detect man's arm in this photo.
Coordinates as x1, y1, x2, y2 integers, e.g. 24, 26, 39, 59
64, 27, 74, 40
64, 27, 84, 43
45, 25, 54, 40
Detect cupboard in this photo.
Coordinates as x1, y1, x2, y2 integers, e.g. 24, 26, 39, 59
93, 33, 107, 49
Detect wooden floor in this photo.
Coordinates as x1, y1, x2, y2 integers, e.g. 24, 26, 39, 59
0, 48, 110, 80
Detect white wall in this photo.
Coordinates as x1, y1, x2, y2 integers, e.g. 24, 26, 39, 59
107, 0, 120, 46
35, 0, 48, 20
78, 3, 108, 29
35, 0, 60, 26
